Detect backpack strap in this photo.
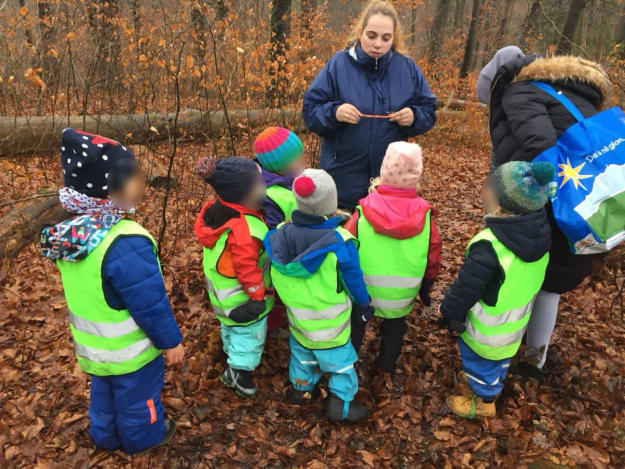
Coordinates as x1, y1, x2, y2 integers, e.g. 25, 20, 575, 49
530, 81, 585, 122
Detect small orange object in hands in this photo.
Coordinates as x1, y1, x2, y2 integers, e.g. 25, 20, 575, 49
388, 107, 415, 127
164, 343, 185, 366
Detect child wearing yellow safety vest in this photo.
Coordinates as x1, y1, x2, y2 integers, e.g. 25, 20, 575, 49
40, 129, 183, 454
439, 161, 555, 418
265, 169, 374, 422
194, 157, 273, 399
345, 142, 442, 398
253, 127, 307, 334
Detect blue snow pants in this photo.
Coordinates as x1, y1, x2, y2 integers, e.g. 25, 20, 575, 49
458, 338, 511, 400
221, 317, 267, 371
289, 335, 358, 403
89, 355, 166, 454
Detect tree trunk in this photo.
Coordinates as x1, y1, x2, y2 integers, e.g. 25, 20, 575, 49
557, 0, 588, 54
453, 0, 467, 33
301, 0, 317, 40
191, 2, 208, 60
87, 0, 121, 87
428, 0, 453, 59
460, 0, 481, 78
519, 0, 541, 50
496, 0, 516, 48
616, 5, 625, 58
216, 0, 229, 22
269, 0, 292, 103
37, 1, 58, 83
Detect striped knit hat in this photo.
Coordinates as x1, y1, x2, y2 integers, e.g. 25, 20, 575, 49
491, 161, 556, 214
254, 127, 304, 173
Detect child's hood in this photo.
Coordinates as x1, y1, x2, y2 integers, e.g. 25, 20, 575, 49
360, 186, 432, 240
194, 200, 261, 249
257, 160, 295, 189
265, 216, 346, 278
485, 209, 552, 262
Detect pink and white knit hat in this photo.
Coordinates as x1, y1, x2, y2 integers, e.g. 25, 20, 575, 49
379, 142, 423, 189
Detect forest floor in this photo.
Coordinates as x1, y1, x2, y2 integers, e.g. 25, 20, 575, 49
1, 113, 624, 468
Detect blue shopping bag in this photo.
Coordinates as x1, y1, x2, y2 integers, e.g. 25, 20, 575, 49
531, 81, 625, 254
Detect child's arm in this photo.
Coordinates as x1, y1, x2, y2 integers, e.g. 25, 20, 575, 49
228, 231, 265, 301
263, 198, 285, 231
425, 215, 442, 280
335, 239, 370, 306
103, 236, 182, 350
439, 241, 500, 331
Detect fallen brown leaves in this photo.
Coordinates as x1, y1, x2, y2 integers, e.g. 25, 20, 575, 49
0, 115, 624, 468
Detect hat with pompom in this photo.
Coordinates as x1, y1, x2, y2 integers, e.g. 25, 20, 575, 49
380, 141, 424, 189
293, 168, 338, 216
491, 161, 556, 214
196, 157, 262, 204
254, 127, 303, 173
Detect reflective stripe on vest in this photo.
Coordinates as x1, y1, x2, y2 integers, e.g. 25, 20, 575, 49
357, 207, 430, 319
460, 228, 548, 361
271, 227, 354, 350
266, 185, 297, 221
57, 220, 162, 376
202, 214, 274, 326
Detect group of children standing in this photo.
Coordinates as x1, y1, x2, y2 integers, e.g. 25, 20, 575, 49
42, 126, 556, 453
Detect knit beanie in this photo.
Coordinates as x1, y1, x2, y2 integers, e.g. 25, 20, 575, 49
491, 161, 556, 214
253, 127, 304, 173
380, 142, 424, 189
293, 169, 338, 217
61, 128, 137, 198
196, 157, 262, 204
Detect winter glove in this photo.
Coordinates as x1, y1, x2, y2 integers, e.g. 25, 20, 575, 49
436, 317, 466, 334
352, 303, 375, 323
229, 300, 266, 324
419, 278, 435, 307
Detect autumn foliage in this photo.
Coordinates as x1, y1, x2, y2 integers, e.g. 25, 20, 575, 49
1, 0, 625, 468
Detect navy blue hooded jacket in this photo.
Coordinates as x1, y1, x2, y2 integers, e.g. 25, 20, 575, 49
303, 44, 437, 208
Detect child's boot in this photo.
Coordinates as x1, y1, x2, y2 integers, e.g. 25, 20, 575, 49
326, 393, 368, 423
136, 419, 177, 455
220, 366, 257, 398
446, 394, 496, 419
286, 386, 321, 405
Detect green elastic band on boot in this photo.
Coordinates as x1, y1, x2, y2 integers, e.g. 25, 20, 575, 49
459, 394, 477, 420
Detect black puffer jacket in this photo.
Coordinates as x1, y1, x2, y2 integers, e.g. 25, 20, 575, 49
441, 210, 552, 328
489, 55, 611, 293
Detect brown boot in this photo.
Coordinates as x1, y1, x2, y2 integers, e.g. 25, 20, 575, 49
455, 370, 471, 396
446, 394, 496, 419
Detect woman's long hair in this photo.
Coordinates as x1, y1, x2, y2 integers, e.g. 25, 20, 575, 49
346, 0, 406, 55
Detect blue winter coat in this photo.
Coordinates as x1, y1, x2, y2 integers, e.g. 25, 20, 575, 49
303, 44, 437, 208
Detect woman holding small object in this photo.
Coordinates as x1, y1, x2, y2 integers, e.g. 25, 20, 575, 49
302, 0, 437, 208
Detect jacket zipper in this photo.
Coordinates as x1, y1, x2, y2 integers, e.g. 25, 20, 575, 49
375, 58, 378, 71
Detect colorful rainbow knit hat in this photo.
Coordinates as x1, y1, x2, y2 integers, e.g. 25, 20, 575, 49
253, 127, 303, 173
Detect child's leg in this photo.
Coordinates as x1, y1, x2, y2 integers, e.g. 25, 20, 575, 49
525, 290, 561, 368
111, 355, 167, 454
458, 338, 510, 400
221, 323, 232, 358
377, 317, 408, 373
288, 335, 323, 392
350, 314, 367, 354
316, 342, 358, 403
267, 296, 287, 334
88, 375, 121, 450
226, 317, 268, 371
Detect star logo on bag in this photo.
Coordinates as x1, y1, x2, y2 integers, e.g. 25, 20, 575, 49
558, 158, 592, 191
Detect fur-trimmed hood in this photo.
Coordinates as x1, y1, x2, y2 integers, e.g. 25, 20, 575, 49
514, 56, 612, 109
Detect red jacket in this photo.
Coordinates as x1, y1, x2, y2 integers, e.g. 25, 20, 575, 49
345, 185, 442, 280
194, 200, 266, 301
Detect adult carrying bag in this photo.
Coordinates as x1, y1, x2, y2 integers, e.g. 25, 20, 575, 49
531, 81, 625, 254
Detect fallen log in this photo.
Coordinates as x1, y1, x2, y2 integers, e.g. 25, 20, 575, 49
0, 194, 67, 266
0, 108, 303, 157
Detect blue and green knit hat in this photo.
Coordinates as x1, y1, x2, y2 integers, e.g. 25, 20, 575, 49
491, 161, 556, 214
254, 127, 304, 173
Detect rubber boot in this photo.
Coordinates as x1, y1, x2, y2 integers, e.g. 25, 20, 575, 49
220, 366, 257, 398
446, 394, 496, 419
326, 393, 368, 423
136, 419, 177, 455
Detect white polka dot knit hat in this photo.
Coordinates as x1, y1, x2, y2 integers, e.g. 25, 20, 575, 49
60, 128, 137, 198
380, 141, 424, 189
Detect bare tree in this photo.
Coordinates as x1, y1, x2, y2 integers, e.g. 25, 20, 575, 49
453, 0, 466, 33
428, 0, 452, 59
87, 0, 122, 87
460, 0, 481, 77
301, 0, 317, 39
37, 1, 57, 82
519, 0, 541, 50
216, 0, 229, 22
496, 0, 517, 48
616, 4, 625, 58
557, 0, 588, 54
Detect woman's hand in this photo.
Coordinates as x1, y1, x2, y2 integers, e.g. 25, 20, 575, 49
389, 107, 415, 127
336, 103, 362, 124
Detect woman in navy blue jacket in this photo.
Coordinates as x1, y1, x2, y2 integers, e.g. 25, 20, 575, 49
303, 1, 437, 208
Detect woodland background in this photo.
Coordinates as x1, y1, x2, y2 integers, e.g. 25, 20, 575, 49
1, 0, 625, 468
